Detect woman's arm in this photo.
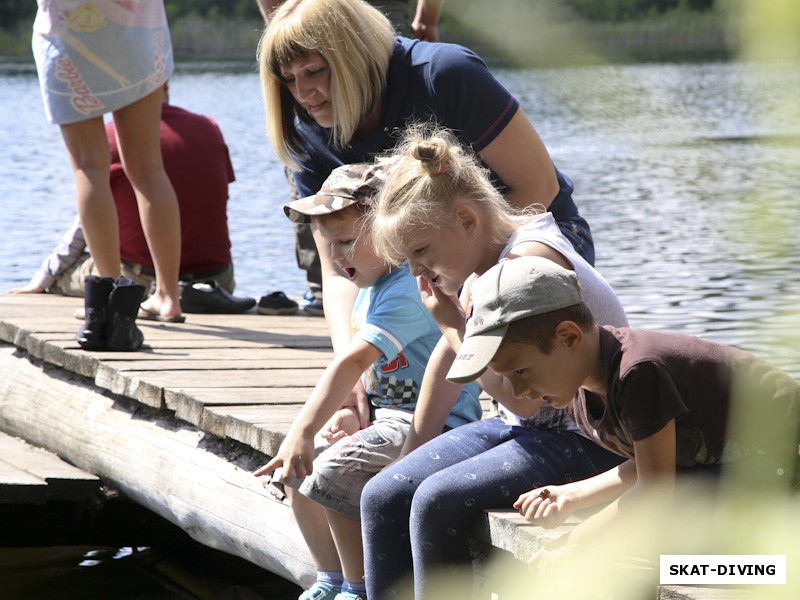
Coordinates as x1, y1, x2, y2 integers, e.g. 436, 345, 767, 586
478, 108, 559, 211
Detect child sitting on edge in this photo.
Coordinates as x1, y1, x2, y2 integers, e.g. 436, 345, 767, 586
254, 163, 482, 600
448, 255, 800, 568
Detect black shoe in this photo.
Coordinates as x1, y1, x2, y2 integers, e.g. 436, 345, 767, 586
257, 291, 299, 315
77, 276, 114, 350
301, 290, 324, 317
180, 280, 257, 314
106, 277, 145, 352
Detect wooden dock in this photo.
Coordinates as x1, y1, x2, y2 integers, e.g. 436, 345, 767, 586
0, 292, 330, 587
0, 293, 758, 599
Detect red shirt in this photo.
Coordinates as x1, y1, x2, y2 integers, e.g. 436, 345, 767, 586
107, 103, 235, 273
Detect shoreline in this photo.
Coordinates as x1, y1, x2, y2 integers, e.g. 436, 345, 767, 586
1, 10, 734, 66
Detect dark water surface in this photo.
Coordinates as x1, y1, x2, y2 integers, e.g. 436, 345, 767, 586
1, 57, 799, 595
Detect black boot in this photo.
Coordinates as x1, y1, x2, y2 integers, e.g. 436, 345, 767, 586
77, 276, 114, 350
106, 277, 145, 352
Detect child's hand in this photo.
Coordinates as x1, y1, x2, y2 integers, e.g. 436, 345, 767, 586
514, 485, 571, 529
417, 276, 465, 333
340, 380, 371, 430
321, 406, 361, 442
253, 432, 314, 481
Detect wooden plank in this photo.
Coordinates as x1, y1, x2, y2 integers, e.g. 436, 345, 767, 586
659, 586, 754, 600
0, 458, 48, 504
201, 405, 299, 455
0, 432, 99, 501
85, 357, 332, 372
165, 387, 311, 426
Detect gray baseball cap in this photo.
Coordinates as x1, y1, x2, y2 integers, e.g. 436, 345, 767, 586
446, 256, 583, 384
283, 162, 386, 223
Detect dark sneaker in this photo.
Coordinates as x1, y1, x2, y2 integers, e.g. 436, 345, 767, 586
302, 290, 324, 317
257, 291, 299, 315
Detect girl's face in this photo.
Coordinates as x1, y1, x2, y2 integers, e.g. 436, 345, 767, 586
279, 51, 333, 128
317, 212, 390, 289
396, 206, 484, 296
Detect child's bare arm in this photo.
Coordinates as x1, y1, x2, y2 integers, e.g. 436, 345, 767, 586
254, 338, 382, 481
518, 420, 677, 565
401, 337, 466, 455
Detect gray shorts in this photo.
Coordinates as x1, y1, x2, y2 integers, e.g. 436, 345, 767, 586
278, 409, 412, 519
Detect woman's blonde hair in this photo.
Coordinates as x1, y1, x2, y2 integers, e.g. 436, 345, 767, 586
258, 0, 395, 169
371, 124, 541, 263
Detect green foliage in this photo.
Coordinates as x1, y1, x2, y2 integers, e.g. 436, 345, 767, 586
0, 0, 36, 26
0, 0, 262, 30
563, 0, 715, 22
163, 0, 262, 21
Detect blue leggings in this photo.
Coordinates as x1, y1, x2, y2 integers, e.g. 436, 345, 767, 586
361, 417, 625, 599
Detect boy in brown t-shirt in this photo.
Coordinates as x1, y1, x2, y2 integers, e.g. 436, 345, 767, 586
446, 256, 799, 563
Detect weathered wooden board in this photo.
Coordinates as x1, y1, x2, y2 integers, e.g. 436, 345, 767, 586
164, 387, 312, 427
0, 431, 99, 503
659, 586, 754, 599
0, 457, 49, 504
200, 405, 300, 455
93, 366, 325, 409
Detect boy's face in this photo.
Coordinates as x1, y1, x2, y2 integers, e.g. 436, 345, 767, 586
317, 211, 390, 288
488, 338, 585, 410
396, 221, 481, 296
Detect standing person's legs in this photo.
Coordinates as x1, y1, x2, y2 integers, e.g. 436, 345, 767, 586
59, 117, 120, 278
113, 88, 182, 319
286, 166, 323, 309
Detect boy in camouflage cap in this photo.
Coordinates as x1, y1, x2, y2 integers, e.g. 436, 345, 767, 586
283, 162, 386, 224
257, 162, 482, 600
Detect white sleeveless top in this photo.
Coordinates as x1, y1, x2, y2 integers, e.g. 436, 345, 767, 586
488, 213, 628, 428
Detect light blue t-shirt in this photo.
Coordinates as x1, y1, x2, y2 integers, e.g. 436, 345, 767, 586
352, 263, 481, 429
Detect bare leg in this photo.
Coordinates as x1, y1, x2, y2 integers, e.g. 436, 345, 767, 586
59, 118, 120, 278
326, 508, 364, 584
286, 487, 342, 572
112, 88, 182, 318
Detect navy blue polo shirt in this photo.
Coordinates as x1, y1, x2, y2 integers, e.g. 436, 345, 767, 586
293, 37, 577, 222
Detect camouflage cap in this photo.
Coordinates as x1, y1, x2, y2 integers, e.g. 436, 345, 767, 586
283, 162, 386, 224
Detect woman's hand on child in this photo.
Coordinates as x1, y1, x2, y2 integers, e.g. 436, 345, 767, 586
514, 485, 572, 529
321, 406, 361, 441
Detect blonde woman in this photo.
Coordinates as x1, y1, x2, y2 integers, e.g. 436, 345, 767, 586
257, 0, 593, 353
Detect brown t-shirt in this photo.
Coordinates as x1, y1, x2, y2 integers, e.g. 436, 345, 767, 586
569, 327, 800, 469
